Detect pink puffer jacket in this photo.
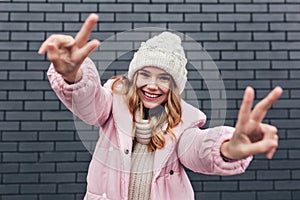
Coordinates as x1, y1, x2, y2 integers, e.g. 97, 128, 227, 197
47, 58, 252, 200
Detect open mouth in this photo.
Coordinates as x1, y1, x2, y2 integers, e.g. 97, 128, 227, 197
142, 91, 162, 99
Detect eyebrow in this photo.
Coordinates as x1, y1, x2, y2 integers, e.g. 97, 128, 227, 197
140, 69, 170, 76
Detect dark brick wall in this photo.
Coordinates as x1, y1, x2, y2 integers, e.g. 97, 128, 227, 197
1, 0, 300, 200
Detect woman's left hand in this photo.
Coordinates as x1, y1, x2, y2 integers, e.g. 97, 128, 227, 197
221, 86, 283, 160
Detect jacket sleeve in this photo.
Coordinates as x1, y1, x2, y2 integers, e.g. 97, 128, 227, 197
177, 126, 253, 176
47, 57, 113, 127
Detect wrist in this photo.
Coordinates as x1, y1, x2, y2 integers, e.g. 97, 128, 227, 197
63, 68, 83, 84
220, 140, 238, 162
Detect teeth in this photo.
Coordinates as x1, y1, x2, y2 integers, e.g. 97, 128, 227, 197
144, 92, 159, 98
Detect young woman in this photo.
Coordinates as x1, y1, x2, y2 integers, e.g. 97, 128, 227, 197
39, 14, 283, 200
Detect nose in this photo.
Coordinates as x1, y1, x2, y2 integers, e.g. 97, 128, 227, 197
147, 77, 159, 90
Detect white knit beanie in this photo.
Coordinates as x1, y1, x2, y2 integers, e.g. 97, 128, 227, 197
128, 32, 188, 94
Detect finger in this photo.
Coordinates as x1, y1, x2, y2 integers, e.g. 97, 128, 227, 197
39, 35, 75, 54
251, 86, 283, 122
236, 87, 254, 126
46, 43, 60, 62
260, 123, 279, 159
75, 13, 99, 48
76, 39, 100, 62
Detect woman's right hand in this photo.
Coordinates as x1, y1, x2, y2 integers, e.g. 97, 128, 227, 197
38, 13, 100, 83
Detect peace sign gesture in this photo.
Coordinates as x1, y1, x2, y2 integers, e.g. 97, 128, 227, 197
38, 13, 100, 83
221, 86, 283, 161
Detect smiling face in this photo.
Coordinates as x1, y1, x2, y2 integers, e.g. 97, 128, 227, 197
136, 66, 172, 109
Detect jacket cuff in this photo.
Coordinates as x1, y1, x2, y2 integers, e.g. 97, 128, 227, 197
47, 57, 100, 94
211, 126, 253, 175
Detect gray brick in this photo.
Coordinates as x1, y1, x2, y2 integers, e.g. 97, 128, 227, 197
256, 70, 287, 79
195, 192, 220, 200
222, 51, 254, 60
152, 0, 183, 2
39, 152, 75, 162
275, 181, 300, 190
253, 13, 284, 22
3, 174, 39, 183
25, 101, 59, 110
256, 51, 288, 60
2, 132, 37, 141
0, 142, 17, 152
21, 184, 56, 194
39, 194, 74, 200
270, 4, 300, 12
0, 51, 9, 59
238, 42, 269, 50
6, 111, 40, 120
272, 42, 300, 50
288, 32, 300, 40
0, 22, 27, 31
29, 3, 63, 12
134, 4, 166, 12
8, 91, 43, 100
41, 173, 75, 183
237, 23, 268, 31
203, 181, 237, 191
116, 13, 148, 22
100, 23, 132, 31
238, 61, 270, 69
0, 3, 27, 11
0, 101, 23, 110
0, 185, 19, 194
58, 183, 86, 193
27, 61, 50, 70
169, 23, 201, 31
271, 23, 300, 31
39, 131, 74, 141
0, 12, 8, 21
186, 32, 218, 41
19, 142, 54, 152
236, 4, 267, 12
99, 3, 132, 12
0, 122, 20, 130
11, 32, 45, 41
0, 32, 9, 40
220, 32, 251, 41
204, 42, 235, 50
289, 150, 300, 159
57, 162, 89, 172
20, 163, 55, 172
45, 13, 79, 22
238, 80, 271, 89
151, 13, 183, 22
290, 51, 300, 59
218, 13, 251, 22
272, 61, 300, 69
11, 51, 44, 61
168, 4, 200, 12
9, 71, 43, 80
3, 152, 38, 162
0, 71, 7, 79
11, 13, 44, 21
222, 192, 256, 200
29, 22, 62, 31
26, 81, 51, 90
203, 23, 234, 31
202, 4, 234, 12
0, 61, 25, 70
0, 164, 18, 173
56, 142, 86, 151
257, 191, 291, 200
257, 170, 290, 180
42, 111, 73, 120
64, 4, 97, 12
21, 121, 56, 131
185, 14, 217, 22
2, 195, 38, 200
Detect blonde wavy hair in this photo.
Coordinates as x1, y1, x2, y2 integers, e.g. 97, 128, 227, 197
111, 71, 182, 152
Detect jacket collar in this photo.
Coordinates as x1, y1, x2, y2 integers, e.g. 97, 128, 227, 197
112, 93, 206, 177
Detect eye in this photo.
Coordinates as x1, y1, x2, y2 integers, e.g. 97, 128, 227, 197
160, 76, 171, 81
138, 71, 150, 78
